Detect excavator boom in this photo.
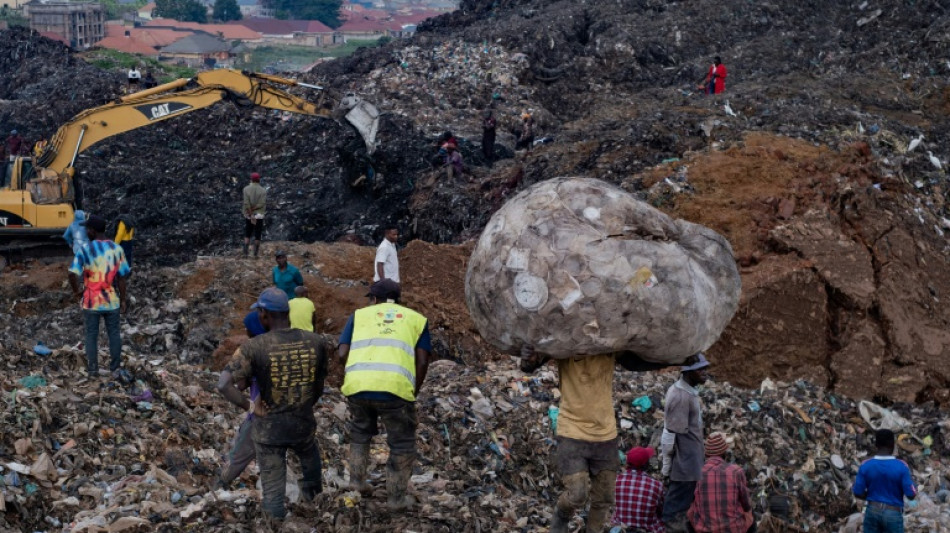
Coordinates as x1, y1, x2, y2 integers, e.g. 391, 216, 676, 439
1, 69, 379, 246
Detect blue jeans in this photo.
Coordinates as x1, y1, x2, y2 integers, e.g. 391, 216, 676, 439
84, 309, 121, 373
255, 434, 322, 519
864, 504, 904, 533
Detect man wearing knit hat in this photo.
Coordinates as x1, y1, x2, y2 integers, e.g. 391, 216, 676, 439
687, 433, 755, 533
660, 353, 710, 531
242, 172, 266, 257
613, 446, 665, 533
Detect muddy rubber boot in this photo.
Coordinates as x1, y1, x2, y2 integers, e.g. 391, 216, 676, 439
347, 443, 373, 495
549, 508, 571, 533
585, 469, 617, 533
253, 241, 260, 258
386, 454, 416, 511
242, 242, 248, 257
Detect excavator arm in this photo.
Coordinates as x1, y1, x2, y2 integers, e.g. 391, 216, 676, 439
36, 69, 377, 176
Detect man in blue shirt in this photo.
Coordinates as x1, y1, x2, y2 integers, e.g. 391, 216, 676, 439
853, 429, 916, 533
272, 251, 303, 299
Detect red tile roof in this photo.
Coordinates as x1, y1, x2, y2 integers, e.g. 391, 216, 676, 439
93, 35, 160, 57
229, 18, 334, 34
105, 26, 191, 48
336, 18, 390, 33
146, 19, 262, 40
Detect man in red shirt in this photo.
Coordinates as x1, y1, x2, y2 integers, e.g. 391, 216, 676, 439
613, 446, 665, 533
687, 433, 755, 533
698, 57, 727, 95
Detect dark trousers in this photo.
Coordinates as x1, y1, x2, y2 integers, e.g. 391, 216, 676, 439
244, 218, 264, 240
255, 434, 322, 519
85, 309, 121, 373
119, 241, 134, 269
482, 130, 496, 161
863, 504, 904, 533
221, 418, 256, 483
662, 480, 698, 522
346, 397, 417, 456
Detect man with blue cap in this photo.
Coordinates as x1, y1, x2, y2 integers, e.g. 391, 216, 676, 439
216, 287, 329, 520
661, 352, 710, 531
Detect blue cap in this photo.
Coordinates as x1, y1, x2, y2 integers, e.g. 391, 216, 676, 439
681, 352, 710, 372
251, 287, 289, 312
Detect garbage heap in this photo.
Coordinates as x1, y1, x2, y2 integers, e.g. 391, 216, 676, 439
0, 340, 947, 532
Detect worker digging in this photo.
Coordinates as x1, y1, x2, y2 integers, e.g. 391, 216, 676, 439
3, 1, 950, 531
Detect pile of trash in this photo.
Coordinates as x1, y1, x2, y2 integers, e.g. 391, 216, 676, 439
1, 332, 948, 532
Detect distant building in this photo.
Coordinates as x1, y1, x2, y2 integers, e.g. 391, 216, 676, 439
1, 0, 28, 10
137, 2, 155, 20
27, 1, 105, 49
160, 32, 240, 67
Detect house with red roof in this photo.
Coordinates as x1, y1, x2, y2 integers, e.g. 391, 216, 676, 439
228, 17, 334, 46
93, 35, 160, 57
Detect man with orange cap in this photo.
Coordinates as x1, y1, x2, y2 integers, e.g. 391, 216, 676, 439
687, 433, 755, 533
242, 172, 267, 257
613, 446, 665, 532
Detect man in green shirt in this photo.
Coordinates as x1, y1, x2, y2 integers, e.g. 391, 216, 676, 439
272, 251, 303, 299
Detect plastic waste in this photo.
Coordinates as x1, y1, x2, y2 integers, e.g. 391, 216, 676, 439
17, 375, 46, 389
632, 395, 652, 412
548, 405, 559, 433
33, 342, 52, 355
858, 400, 911, 431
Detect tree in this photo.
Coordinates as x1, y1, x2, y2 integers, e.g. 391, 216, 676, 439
154, 0, 208, 23
265, 0, 341, 28
213, 0, 242, 22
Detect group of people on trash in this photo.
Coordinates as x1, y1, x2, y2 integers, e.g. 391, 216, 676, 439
213, 216, 426, 520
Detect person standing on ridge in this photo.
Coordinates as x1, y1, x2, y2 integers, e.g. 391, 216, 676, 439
374, 226, 400, 284
242, 172, 266, 257
698, 57, 727, 95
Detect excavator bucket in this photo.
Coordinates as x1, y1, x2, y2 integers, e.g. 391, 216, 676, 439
340, 93, 381, 155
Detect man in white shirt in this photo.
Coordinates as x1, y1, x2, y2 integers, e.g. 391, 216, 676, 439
374, 226, 400, 284
127, 67, 141, 92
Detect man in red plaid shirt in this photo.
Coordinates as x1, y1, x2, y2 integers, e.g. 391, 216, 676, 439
613, 447, 665, 532
687, 433, 755, 533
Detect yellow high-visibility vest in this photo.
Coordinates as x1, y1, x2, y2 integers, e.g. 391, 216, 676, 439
341, 303, 426, 402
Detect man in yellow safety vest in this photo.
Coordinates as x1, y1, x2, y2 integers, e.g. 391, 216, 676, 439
338, 279, 431, 510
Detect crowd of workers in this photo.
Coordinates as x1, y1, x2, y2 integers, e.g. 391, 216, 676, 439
62, 54, 918, 532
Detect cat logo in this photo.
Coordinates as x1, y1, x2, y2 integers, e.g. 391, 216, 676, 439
134, 101, 193, 121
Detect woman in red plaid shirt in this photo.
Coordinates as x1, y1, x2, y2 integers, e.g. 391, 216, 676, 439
687, 433, 755, 533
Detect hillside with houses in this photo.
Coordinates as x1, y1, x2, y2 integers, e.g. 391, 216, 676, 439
11, 0, 456, 71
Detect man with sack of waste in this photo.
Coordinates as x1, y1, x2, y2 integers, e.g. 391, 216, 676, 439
338, 279, 431, 510
217, 287, 329, 520
520, 347, 696, 533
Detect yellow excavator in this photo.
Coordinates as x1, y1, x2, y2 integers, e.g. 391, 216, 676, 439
0, 69, 380, 256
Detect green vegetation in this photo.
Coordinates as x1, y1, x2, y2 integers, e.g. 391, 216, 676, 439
100, 0, 148, 20
154, 0, 207, 23
0, 6, 28, 27
267, 0, 341, 28
212, 0, 242, 22
81, 49, 197, 82
234, 40, 385, 72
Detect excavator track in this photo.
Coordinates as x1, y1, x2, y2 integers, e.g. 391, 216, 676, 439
0, 238, 72, 271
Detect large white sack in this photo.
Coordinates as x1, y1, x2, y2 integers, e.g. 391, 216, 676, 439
465, 177, 741, 362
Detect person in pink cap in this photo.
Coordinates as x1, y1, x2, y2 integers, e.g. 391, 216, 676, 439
614, 446, 666, 532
